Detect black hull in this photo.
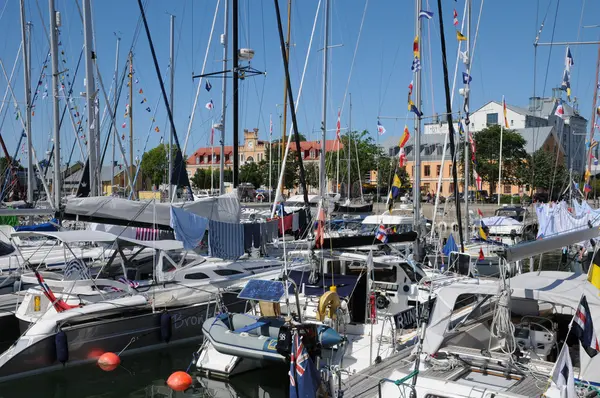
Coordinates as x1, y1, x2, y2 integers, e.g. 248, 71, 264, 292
334, 203, 373, 213
0, 292, 245, 381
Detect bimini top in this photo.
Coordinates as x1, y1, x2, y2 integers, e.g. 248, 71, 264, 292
362, 214, 413, 225
11, 230, 183, 251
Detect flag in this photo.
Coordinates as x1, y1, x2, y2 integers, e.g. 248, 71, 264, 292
456, 31, 467, 41
122, 122, 126, 128
377, 121, 386, 135
419, 10, 434, 19
335, 109, 341, 141
139, 88, 143, 94
555, 100, 565, 118
462, 72, 472, 84
478, 220, 488, 240
411, 56, 421, 72
478, 247, 485, 261
585, 183, 592, 193
398, 147, 407, 167
477, 208, 483, 218
548, 344, 576, 398
155, 126, 160, 133
408, 80, 413, 96
314, 207, 325, 248
269, 114, 273, 137
453, 9, 459, 26
145, 107, 151, 112
391, 174, 401, 198
289, 332, 320, 398
502, 97, 509, 128
399, 126, 410, 148
572, 295, 600, 358
205, 99, 214, 110
376, 224, 388, 243
588, 263, 600, 290
566, 47, 574, 70
210, 126, 215, 146
473, 169, 482, 190
409, 101, 423, 118
591, 140, 598, 150
205, 80, 212, 92
458, 121, 464, 136
561, 70, 571, 98
594, 156, 599, 166
413, 36, 419, 58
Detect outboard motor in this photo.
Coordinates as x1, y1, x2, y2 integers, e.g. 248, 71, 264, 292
275, 324, 292, 358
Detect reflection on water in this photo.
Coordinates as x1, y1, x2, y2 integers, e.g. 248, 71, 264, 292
0, 343, 287, 398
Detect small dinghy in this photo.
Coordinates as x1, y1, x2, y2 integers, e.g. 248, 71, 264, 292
202, 312, 343, 362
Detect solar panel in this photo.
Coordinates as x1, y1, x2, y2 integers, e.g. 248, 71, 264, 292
238, 279, 285, 303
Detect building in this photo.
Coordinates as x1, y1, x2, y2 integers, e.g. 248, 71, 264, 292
186, 127, 342, 182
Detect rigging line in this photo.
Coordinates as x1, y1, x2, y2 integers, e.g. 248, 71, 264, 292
0, 1, 8, 24
338, 0, 368, 116
426, 0, 435, 118
573, 0, 586, 96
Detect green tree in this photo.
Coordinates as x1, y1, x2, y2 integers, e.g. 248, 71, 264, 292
461, 125, 527, 194
140, 144, 176, 188
240, 161, 264, 188
304, 162, 319, 191
262, 142, 298, 190
517, 149, 568, 196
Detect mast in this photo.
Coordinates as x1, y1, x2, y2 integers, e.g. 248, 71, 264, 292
498, 95, 504, 205
232, 0, 239, 188
128, 51, 134, 194
280, 0, 291, 191
413, 0, 422, 233
347, 93, 352, 200
319, 0, 330, 199
587, 43, 600, 174
112, 36, 120, 192
49, 0, 61, 205
168, 14, 175, 199
19, 0, 34, 204
219, 0, 229, 194
83, 0, 98, 196
463, 0, 472, 241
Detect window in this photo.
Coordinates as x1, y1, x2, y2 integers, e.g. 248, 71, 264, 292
240, 154, 244, 162
196, 156, 200, 165
448, 164, 452, 175
412, 166, 414, 175
203, 155, 208, 163
184, 272, 209, 280
486, 113, 498, 126
436, 165, 441, 176
511, 119, 514, 126
504, 185, 511, 194
310, 149, 316, 159
437, 145, 443, 155
424, 165, 431, 177
214, 269, 244, 276
449, 183, 455, 193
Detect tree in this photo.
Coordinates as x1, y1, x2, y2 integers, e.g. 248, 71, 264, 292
304, 163, 319, 191
462, 125, 527, 194
140, 144, 176, 188
191, 168, 221, 190
517, 149, 568, 196
240, 161, 264, 188
262, 142, 298, 191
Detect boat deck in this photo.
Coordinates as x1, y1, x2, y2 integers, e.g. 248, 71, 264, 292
342, 345, 553, 398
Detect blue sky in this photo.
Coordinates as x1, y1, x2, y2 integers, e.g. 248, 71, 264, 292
0, 0, 599, 168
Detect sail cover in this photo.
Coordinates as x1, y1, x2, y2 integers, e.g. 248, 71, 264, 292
60, 190, 240, 227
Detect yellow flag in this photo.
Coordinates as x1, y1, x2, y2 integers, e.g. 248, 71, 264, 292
408, 99, 414, 112
588, 263, 600, 290
456, 31, 467, 41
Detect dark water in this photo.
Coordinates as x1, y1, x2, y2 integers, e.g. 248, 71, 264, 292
0, 342, 288, 398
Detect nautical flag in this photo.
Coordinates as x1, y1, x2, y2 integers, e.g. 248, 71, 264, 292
572, 295, 600, 358
549, 344, 576, 398
155, 126, 160, 133
413, 36, 419, 58
398, 147, 407, 167
139, 88, 143, 94
205, 80, 212, 92
597, 106, 600, 117
502, 97, 509, 128
453, 9, 459, 26
42, 91, 48, 99
336, 109, 341, 141
594, 157, 599, 166
205, 99, 214, 110
289, 333, 320, 398
141, 98, 147, 104
477, 208, 483, 218
122, 122, 126, 128
145, 107, 151, 112
555, 100, 565, 118
566, 47, 574, 70
419, 10, 434, 20
478, 220, 488, 240
458, 120, 464, 136
210, 125, 215, 146
585, 183, 592, 193
408, 80, 413, 96
561, 70, 571, 98
462, 72, 472, 84
376, 224, 388, 243
399, 126, 410, 148
391, 174, 402, 198
478, 247, 485, 261
408, 100, 423, 117
411, 56, 421, 72
456, 31, 467, 41
377, 121, 386, 135
473, 169, 482, 190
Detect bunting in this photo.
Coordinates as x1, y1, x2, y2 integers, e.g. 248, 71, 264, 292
399, 126, 410, 148
413, 36, 420, 58
453, 9, 459, 26
456, 31, 467, 41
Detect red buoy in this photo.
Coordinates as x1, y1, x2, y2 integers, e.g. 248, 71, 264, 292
97, 352, 121, 371
167, 371, 193, 391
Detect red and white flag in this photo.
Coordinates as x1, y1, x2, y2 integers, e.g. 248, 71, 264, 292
336, 109, 341, 141
453, 9, 459, 26
473, 169, 482, 190
398, 147, 407, 167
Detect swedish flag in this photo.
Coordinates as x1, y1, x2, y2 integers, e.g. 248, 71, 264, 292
478, 220, 488, 240
391, 174, 402, 199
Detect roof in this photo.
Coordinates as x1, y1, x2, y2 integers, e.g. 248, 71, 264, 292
63, 165, 122, 184
516, 126, 563, 154
472, 100, 535, 117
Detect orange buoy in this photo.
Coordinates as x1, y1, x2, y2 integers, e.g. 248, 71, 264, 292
97, 352, 121, 371
167, 371, 193, 391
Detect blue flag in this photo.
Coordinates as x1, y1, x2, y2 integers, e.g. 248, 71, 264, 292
289, 333, 320, 398
442, 234, 458, 256
419, 10, 434, 19
462, 72, 472, 84
205, 80, 212, 92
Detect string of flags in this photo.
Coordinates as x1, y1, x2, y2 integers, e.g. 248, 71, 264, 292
121, 57, 161, 136
560, 47, 574, 101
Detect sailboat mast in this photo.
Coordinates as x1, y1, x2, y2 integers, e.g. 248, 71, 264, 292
83, 0, 98, 196
19, 0, 34, 204
219, 0, 229, 194
112, 36, 120, 192
128, 51, 134, 194
347, 93, 352, 200
498, 95, 504, 205
168, 14, 175, 199
319, 0, 330, 199
463, 0, 472, 240
49, 0, 61, 205
280, 0, 291, 191
413, 0, 422, 227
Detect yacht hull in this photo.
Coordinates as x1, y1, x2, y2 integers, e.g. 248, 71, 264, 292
0, 292, 244, 381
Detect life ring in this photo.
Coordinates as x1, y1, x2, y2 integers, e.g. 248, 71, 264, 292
451, 222, 459, 232
438, 222, 448, 233
316, 290, 341, 321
